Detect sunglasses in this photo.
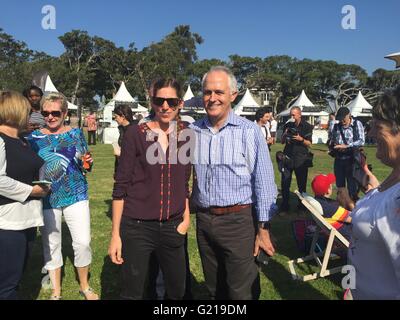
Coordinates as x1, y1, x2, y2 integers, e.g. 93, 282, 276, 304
41, 111, 63, 118
151, 97, 181, 108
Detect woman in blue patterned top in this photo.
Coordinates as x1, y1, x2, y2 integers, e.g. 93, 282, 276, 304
27, 92, 98, 300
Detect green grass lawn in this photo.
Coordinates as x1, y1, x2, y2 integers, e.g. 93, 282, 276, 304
19, 142, 389, 300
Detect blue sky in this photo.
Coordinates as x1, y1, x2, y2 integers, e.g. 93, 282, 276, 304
2, 0, 399, 74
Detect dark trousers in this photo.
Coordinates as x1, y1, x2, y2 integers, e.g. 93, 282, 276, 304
334, 158, 357, 198
145, 235, 192, 300
196, 207, 260, 300
281, 163, 309, 211
0, 228, 36, 300
87, 130, 96, 145
119, 216, 186, 300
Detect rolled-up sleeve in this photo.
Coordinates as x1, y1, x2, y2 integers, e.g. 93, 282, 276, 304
252, 128, 278, 222
112, 126, 137, 200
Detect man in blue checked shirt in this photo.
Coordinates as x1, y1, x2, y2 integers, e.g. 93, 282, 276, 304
331, 107, 365, 200
189, 66, 278, 300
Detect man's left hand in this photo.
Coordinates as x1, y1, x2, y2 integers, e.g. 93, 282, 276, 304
254, 229, 275, 257
333, 144, 348, 150
292, 134, 304, 142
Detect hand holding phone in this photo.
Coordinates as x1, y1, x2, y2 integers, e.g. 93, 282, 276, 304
30, 183, 51, 197
256, 250, 270, 266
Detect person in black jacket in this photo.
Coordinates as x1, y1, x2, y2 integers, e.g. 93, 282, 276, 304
0, 91, 49, 299
113, 104, 134, 175
280, 106, 313, 214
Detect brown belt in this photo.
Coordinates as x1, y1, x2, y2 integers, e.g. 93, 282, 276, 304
199, 204, 251, 215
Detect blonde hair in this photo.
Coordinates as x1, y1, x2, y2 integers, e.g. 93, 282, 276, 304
41, 92, 68, 113
0, 91, 31, 130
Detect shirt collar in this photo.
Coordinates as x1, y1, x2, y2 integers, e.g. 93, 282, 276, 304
201, 110, 240, 132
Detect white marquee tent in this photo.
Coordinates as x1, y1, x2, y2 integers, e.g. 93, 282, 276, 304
233, 89, 261, 116
277, 89, 329, 120
44, 75, 79, 110
345, 91, 373, 118
102, 81, 147, 124
183, 85, 194, 101
181, 85, 207, 114
277, 90, 318, 117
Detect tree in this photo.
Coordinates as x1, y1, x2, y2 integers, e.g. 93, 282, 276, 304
187, 58, 226, 94
368, 68, 400, 92
229, 55, 263, 89
134, 25, 204, 102
58, 30, 117, 105
0, 28, 33, 91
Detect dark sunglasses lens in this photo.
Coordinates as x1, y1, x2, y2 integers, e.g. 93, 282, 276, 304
152, 97, 180, 108
166, 98, 180, 107
42, 111, 62, 117
152, 97, 164, 106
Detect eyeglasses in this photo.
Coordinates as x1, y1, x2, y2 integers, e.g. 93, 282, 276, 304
41, 111, 62, 118
151, 97, 181, 109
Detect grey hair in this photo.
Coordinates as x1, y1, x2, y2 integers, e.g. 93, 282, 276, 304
201, 66, 238, 93
41, 92, 68, 113
290, 106, 302, 114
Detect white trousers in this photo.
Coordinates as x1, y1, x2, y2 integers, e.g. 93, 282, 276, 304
41, 200, 92, 270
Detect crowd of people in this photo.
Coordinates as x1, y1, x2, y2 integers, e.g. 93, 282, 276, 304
0, 66, 399, 300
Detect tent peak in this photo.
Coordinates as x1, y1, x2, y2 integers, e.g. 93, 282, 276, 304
183, 85, 194, 101
112, 81, 135, 103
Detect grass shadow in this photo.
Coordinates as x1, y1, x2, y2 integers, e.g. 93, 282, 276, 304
100, 255, 120, 299
260, 258, 330, 300
104, 199, 112, 220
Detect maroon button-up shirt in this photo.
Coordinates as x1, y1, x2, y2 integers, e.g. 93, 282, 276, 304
112, 121, 191, 221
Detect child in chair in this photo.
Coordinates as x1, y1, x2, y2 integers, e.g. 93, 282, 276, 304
311, 173, 352, 238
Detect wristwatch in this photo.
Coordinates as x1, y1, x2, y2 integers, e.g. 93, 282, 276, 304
258, 221, 271, 230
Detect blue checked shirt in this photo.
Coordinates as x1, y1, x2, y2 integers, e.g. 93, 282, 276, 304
189, 111, 278, 222
332, 118, 365, 158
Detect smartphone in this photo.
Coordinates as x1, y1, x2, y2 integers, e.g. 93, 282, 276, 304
256, 250, 270, 266
32, 180, 52, 186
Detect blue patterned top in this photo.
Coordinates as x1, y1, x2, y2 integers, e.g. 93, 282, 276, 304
27, 128, 89, 209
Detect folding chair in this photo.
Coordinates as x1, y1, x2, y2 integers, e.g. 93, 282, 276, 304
287, 190, 350, 281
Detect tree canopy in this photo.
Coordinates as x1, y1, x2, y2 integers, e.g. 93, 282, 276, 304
1, 25, 398, 113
